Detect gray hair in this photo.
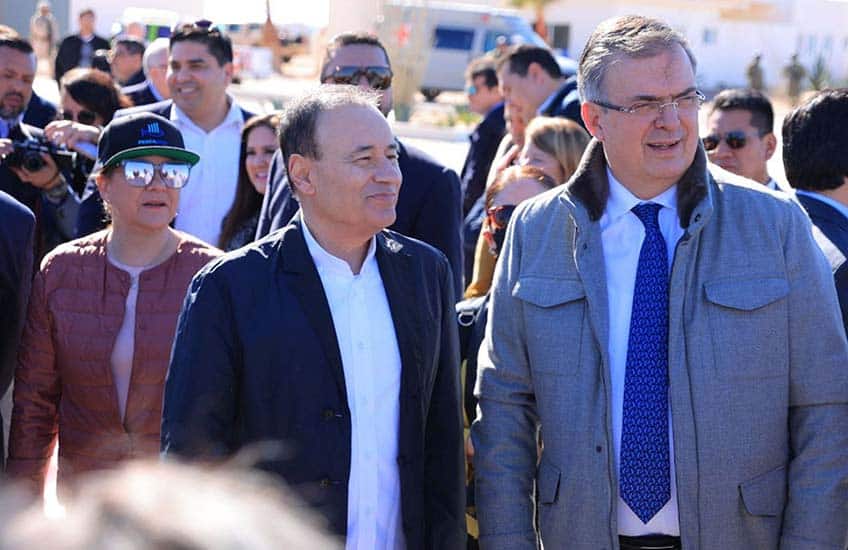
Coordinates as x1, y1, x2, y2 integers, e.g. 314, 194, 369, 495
142, 37, 169, 73
278, 84, 381, 170
577, 15, 697, 103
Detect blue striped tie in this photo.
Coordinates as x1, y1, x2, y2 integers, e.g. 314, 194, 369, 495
620, 202, 671, 524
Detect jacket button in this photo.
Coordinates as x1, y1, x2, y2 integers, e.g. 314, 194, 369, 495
322, 408, 334, 420
319, 477, 331, 489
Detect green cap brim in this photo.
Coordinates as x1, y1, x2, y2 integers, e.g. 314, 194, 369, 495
103, 146, 200, 168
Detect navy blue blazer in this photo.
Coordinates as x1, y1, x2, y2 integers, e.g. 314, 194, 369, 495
22, 92, 58, 129
162, 218, 465, 549
255, 140, 464, 299
797, 193, 848, 332
460, 102, 505, 216
0, 191, 34, 466
541, 75, 585, 130
122, 80, 160, 107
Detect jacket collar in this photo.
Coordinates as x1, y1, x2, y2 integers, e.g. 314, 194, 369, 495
563, 138, 710, 228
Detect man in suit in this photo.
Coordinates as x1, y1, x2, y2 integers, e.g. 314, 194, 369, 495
703, 88, 789, 192
255, 32, 463, 298
496, 44, 584, 130
472, 15, 848, 550
54, 8, 109, 84
109, 35, 145, 88
461, 57, 505, 217
162, 85, 465, 549
784, 88, 848, 332
0, 34, 77, 260
122, 37, 170, 106
0, 191, 34, 466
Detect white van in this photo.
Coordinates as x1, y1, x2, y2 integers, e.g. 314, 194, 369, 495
386, 1, 575, 101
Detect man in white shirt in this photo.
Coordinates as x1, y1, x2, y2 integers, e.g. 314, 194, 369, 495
162, 85, 465, 550
114, 22, 252, 246
703, 88, 787, 192
472, 15, 848, 550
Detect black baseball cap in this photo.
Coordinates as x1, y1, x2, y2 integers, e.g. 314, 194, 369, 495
97, 112, 200, 168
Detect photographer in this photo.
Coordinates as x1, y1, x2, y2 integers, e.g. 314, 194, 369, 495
0, 33, 78, 260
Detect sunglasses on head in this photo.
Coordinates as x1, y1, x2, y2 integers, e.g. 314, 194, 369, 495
322, 66, 393, 90
62, 109, 97, 126
702, 131, 753, 151
118, 160, 192, 189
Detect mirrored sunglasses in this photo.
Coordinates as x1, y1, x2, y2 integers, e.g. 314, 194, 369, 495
120, 160, 191, 189
323, 66, 393, 90
702, 130, 750, 151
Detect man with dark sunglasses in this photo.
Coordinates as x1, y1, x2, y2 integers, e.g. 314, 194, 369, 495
256, 32, 463, 300
703, 88, 787, 192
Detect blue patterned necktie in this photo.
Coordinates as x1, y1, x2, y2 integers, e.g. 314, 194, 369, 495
620, 202, 671, 524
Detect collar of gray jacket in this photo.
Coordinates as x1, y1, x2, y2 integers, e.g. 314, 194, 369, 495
565, 138, 709, 228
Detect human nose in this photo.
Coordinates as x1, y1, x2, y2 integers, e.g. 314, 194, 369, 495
376, 157, 402, 185
655, 101, 682, 127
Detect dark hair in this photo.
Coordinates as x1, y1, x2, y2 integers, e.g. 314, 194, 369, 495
782, 88, 848, 191
709, 88, 774, 136
114, 36, 145, 57
0, 33, 34, 55
277, 85, 380, 175
170, 21, 233, 66
320, 32, 391, 79
465, 57, 498, 88
219, 113, 281, 249
61, 68, 131, 124
496, 44, 561, 79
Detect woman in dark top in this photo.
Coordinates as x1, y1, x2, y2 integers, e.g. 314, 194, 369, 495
219, 113, 280, 251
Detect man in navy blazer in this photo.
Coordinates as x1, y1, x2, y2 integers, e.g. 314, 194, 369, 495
0, 191, 34, 466
162, 86, 464, 548
255, 32, 463, 297
783, 88, 848, 332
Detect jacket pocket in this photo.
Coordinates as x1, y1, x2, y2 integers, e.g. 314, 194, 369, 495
739, 464, 787, 517
537, 459, 562, 504
513, 277, 586, 374
704, 277, 789, 380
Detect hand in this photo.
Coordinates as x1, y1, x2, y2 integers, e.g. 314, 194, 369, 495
44, 120, 101, 159
10, 152, 61, 190
0, 138, 13, 158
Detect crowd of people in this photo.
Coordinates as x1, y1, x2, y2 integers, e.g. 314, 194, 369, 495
0, 8, 846, 550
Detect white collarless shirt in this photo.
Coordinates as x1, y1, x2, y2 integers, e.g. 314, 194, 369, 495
599, 168, 684, 536
169, 97, 244, 245
301, 222, 406, 550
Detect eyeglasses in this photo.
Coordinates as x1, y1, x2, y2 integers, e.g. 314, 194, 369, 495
482, 204, 517, 253
592, 91, 706, 118
702, 130, 756, 151
119, 160, 192, 188
466, 84, 478, 96
322, 66, 393, 90
61, 109, 97, 126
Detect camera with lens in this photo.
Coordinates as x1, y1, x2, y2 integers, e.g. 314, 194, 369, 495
4, 137, 77, 173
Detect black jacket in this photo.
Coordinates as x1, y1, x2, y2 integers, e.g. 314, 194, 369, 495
122, 80, 160, 107
541, 75, 585, 130
797, 192, 848, 333
54, 33, 110, 83
256, 140, 464, 298
0, 191, 34, 467
460, 102, 505, 216
22, 91, 58, 129
162, 218, 465, 549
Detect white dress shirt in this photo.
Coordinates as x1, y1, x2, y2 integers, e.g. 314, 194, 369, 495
302, 222, 406, 550
169, 97, 244, 245
599, 168, 684, 536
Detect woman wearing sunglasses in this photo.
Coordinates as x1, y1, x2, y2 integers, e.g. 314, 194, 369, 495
7, 113, 221, 499
218, 113, 280, 251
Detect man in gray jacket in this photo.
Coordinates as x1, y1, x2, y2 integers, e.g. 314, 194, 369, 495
471, 15, 848, 550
